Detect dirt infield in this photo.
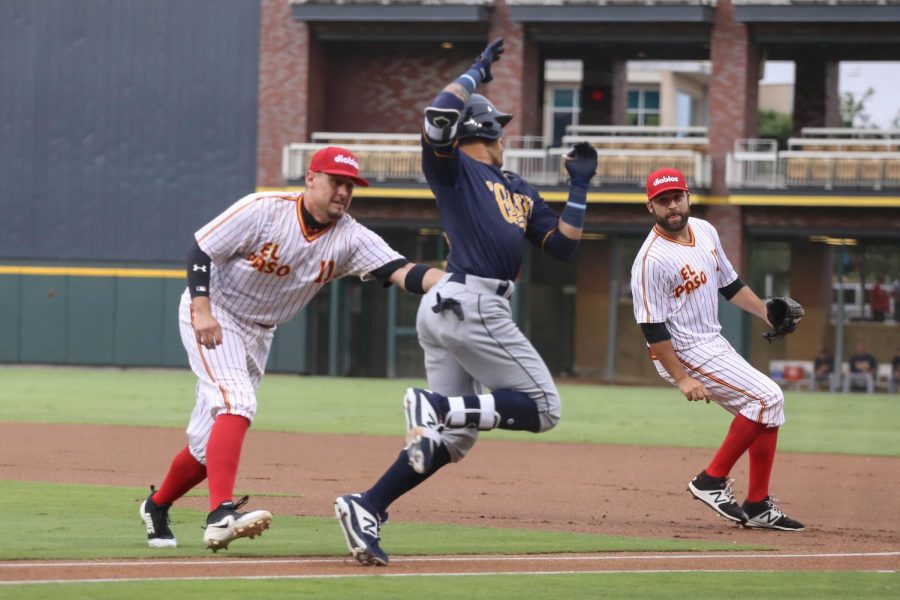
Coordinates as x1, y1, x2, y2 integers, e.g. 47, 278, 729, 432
1, 422, 898, 581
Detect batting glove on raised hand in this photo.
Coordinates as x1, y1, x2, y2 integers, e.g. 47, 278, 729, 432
564, 142, 598, 188
471, 38, 504, 83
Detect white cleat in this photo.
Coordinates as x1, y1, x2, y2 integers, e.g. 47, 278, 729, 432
203, 496, 272, 552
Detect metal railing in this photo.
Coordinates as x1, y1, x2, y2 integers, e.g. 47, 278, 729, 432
727, 138, 900, 190
566, 124, 708, 138
283, 143, 425, 182
284, 140, 713, 187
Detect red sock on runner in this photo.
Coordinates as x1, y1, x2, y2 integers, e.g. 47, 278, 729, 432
746, 426, 779, 502
153, 446, 207, 506
206, 414, 250, 511
706, 414, 766, 478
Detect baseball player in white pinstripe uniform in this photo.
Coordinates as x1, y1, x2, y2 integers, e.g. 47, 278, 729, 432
139, 146, 444, 551
630, 168, 804, 531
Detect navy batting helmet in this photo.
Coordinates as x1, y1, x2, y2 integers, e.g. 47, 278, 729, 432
457, 94, 513, 141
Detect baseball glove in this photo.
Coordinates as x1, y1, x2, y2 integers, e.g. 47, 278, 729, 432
762, 296, 804, 343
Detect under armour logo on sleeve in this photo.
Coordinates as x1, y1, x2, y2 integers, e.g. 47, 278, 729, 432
193, 264, 207, 272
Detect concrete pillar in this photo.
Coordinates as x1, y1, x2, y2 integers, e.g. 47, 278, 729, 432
708, 0, 760, 195
488, 0, 541, 137
794, 54, 840, 133
257, 0, 324, 187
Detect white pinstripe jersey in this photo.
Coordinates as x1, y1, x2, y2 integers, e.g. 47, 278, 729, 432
630, 217, 739, 351
195, 191, 403, 325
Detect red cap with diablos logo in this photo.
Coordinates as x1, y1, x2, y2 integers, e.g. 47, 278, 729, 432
309, 146, 369, 187
646, 168, 689, 200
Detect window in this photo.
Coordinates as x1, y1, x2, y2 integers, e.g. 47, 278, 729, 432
626, 88, 660, 126
548, 87, 580, 147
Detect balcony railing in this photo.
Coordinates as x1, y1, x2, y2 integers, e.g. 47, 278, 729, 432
284, 132, 712, 188
727, 136, 900, 190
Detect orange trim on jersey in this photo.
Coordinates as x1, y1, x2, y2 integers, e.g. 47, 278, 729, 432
653, 224, 695, 247
540, 228, 556, 249
678, 356, 768, 422
711, 248, 722, 272
296, 195, 336, 243
189, 303, 231, 411
197, 196, 266, 244
639, 234, 663, 319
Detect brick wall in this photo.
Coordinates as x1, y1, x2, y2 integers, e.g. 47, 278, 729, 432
257, 0, 310, 188
486, 0, 540, 137
324, 43, 477, 134
708, 0, 759, 197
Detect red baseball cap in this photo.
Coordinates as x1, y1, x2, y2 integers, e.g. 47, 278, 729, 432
646, 168, 689, 200
309, 146, 369, 187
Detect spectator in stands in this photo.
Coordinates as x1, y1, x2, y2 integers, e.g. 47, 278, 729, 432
846, 340, 878, 393
814, 347, 834, 389
869, 276, 889, 322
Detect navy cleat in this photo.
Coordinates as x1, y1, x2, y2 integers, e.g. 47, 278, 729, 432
687, 470, 748, 524
203, 496, 272, 552
403, 387, 444, 474
139, 485, 177, 548
742, 496, 805, 531
335, 494, 389, 566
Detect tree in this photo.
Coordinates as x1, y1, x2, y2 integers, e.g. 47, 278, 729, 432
839, 87, 875, 128
757, 110, 793, 149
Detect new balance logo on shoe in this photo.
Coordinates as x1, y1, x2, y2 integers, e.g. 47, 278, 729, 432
751, 509, 781, 526
742, 496, 805, 531
687, 471, 748, 524
362, 515, 378, 539
334, 494, 389, 566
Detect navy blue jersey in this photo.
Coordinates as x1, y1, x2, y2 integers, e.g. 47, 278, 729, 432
422, 138, 561, 281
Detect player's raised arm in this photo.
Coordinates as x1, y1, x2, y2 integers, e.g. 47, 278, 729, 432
558, 142, 597, 239
422, 38, 504, 148
525, 141, 597, 261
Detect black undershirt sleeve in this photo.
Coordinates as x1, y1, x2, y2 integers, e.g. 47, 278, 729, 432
187, 241, 212, 298
640, 322, 672, 344
718, 277, 745, 300
369, 258, 410, 287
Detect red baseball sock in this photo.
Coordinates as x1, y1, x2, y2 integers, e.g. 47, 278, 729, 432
706, 414, 766, 478
206, 414, 250, 511
746, 426, 779, 503
153, 446, 207, 506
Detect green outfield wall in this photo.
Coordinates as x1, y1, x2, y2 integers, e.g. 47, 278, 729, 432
0, 267, 307, 373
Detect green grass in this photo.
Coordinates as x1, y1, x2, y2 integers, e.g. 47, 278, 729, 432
1, 366, 898, 455
1, 572, 897, 599
0, 481, 758, 560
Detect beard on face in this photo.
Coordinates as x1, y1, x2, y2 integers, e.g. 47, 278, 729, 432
655, 207, 689, 232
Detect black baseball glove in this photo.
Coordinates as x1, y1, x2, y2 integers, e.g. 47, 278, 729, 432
762, 297, 804, 343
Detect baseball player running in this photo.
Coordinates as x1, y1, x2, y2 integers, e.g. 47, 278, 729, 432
630, 168, 804, 531
139, 146, 444, 551
335, 38, 598, 565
